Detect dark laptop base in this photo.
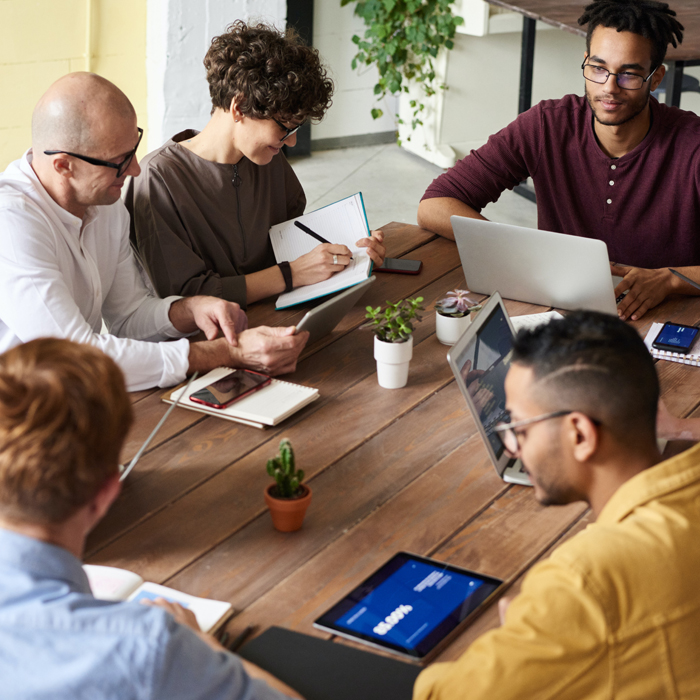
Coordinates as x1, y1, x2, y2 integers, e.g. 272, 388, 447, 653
239, 626, 421, 700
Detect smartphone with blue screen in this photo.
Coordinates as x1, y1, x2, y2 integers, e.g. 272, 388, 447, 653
652, 322, 700, 354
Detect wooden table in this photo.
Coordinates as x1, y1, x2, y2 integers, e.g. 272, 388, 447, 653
487, 0, 700, 112
84, 223, 700, 669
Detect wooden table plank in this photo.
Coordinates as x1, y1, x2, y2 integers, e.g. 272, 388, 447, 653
118, 228, 449, 464
98, 221, 700, 678
86, 252, 473, 558
218, 441, 585, 645
165, 383, 488, 602
86, 324, 464, 573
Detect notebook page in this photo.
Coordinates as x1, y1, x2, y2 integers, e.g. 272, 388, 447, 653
269, 193, 369, 262
128, 582, 232, 633
84, 564, 144, 601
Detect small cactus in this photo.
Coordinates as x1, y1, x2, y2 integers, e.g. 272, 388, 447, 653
266, 438, 305, 498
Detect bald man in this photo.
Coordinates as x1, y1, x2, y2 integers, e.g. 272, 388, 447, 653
0, 73, 307, 391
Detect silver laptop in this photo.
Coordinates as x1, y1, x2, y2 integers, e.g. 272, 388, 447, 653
446, 292, 531, 486
451, 216, 618, 315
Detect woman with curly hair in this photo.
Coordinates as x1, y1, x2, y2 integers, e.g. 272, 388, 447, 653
126, 21, 385, 309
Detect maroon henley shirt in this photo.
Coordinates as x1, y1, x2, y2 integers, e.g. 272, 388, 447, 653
422, 94, 700, 268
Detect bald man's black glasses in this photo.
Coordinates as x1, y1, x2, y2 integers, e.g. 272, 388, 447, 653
44, 127, 143, 178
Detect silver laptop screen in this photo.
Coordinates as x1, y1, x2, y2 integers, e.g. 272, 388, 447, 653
452, 305, 513, 460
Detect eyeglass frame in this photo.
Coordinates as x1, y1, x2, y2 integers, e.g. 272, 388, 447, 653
493, 410, 579, 457
581, 58, 659, 91
272, 117, 304, 142
43, 127, 143, 178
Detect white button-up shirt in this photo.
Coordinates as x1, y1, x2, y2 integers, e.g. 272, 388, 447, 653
0, 152, 190, 390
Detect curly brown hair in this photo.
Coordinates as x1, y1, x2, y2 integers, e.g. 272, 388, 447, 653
204, 20, 334, 123
0, 339, 132, 525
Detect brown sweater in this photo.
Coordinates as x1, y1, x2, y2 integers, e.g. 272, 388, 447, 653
125, 130, 306, 308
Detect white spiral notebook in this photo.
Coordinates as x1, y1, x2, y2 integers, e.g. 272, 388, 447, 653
163, 367, 319, 428
643, 323, 700, 366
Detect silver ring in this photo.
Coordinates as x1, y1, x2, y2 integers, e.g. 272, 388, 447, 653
333, 254, 338, 265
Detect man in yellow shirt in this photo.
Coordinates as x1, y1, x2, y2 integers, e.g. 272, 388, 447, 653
414, 310, 700, 699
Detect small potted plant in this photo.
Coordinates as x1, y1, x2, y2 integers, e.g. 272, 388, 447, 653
264, 438, 311, 532
435, 289, 481, 346
362, 297, 424, 388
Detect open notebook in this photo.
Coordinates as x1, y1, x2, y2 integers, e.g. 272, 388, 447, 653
163, 367, 319, 428
269, 193, 373, 309
83, 564, 232, 633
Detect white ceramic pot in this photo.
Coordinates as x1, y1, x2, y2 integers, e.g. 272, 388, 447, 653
374, 336, 413, 389
435, 311, 471, 346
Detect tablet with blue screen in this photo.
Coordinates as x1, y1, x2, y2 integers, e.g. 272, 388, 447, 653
313, 552, 502, 661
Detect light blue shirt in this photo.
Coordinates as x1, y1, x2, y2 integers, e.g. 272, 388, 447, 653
0, 528, 288, 700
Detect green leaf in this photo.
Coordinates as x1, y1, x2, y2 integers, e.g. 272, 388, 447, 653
371, 108, 384, 119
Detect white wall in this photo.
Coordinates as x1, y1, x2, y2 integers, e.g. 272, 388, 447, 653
312, 1, 397, 144
146, 0, 286, 151
441, 22, 587, 158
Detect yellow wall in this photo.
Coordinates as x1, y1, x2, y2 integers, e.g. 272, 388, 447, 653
0, 0, 147, 170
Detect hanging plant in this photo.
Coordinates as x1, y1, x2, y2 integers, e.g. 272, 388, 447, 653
341, 0, 463, 138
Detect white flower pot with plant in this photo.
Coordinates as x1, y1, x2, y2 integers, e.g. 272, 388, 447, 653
435, 289, 482, 345
362, 297, 425, 389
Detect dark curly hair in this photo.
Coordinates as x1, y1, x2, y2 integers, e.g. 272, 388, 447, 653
578, 0, 684, 69
204, 20, 334, 123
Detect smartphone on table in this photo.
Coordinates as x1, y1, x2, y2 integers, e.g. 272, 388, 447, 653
375, 258, 422, 274
652, 322, 700, 354
189, 370, 271, 409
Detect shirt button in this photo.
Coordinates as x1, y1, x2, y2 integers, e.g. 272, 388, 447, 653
607, 198, 612, 204
609, 180, 614, 186
610, 164, 617, 170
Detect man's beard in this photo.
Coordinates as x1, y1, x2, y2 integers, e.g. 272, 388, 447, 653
585, 85, 651, 127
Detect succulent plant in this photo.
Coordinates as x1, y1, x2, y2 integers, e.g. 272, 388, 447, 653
266, 438, 305, 499
361, 297, 425, 343
436, 289, 480, 317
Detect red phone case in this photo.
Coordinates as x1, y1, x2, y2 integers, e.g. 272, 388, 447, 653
189, 371, 271, 409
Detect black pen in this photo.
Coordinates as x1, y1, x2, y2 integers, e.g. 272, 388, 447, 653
669, 268, 700, 292
228, 625, 256, 652
294, 220, 331, 245
293, 220, 354, 260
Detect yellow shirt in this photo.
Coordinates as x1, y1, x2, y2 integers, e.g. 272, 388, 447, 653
414, 443, 700, 700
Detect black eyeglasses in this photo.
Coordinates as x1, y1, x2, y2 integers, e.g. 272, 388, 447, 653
581, 59, 658, 90
44, 127, 143, 178
272, 117, 304, 142
493, 410, 574, 457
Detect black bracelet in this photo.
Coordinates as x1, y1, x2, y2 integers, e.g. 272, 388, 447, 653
278, 261, 293, 293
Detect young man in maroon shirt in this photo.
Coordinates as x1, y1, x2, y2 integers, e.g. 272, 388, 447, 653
418, 0, 700, 322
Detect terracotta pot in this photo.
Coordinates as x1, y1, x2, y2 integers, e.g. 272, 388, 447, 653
264, 483, 312, 532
